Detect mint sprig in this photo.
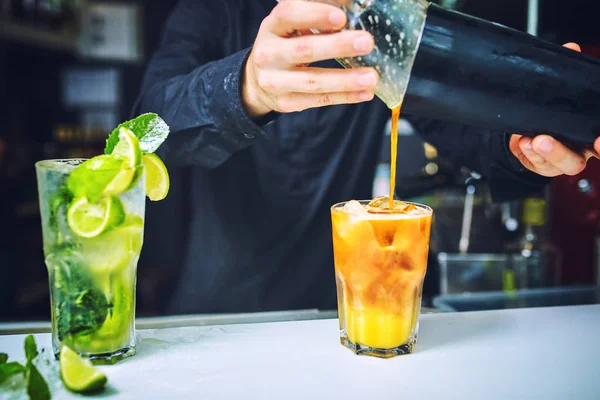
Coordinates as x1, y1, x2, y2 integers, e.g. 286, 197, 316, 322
104, 113, 169, 154
25, 335, 39, 363
27, 363, 51, 400
0, 335, 51, 400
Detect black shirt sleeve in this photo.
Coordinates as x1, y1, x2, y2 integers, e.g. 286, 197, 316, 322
133, 0, 277, 169
406, 115, 550, 202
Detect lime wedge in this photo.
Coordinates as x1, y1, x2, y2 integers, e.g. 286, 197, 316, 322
112, 127, 142, 167
103, 166, 135, 195
105, 127, 142, 193
121, 215, 145, 253
142, 153, 170, 201
67, 196, 125, 238
59, 345, 107, 393
81, 215, 144, 273
67, 155, 126, 202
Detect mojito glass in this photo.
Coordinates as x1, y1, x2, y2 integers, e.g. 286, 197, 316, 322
331, 198, 433, 357
36, 159, 145, 364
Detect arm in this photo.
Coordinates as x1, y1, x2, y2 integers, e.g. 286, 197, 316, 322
406, 116, 550, 202
133, 1, 276, 168
407, 42, 600, 203
134, 0, 380, 169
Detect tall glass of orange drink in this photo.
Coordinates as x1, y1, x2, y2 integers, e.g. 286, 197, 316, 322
331, 197, 433, 358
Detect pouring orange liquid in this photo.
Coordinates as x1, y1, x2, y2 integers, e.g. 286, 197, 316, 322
389, 105, 401, 208
331, 104, 433, 356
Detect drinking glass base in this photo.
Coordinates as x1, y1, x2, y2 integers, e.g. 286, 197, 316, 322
54, 346, 136, 365
340, 332, 416, 358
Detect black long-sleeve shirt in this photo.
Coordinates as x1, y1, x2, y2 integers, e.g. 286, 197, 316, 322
134, 0, 549, 315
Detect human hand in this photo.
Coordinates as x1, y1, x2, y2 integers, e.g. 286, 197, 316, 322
509, 42, 600, 177
242, 0, 378, 118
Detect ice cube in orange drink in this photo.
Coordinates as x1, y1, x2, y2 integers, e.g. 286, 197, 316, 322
331, 199, 432, 357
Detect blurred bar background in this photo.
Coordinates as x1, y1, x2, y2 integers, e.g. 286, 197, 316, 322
0, 0, 599, 322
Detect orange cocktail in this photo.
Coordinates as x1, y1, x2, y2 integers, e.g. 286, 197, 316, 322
331, 197, 433, 358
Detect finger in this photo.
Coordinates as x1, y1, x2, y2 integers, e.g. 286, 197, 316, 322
562, 42, 582, 52
256, 67, 378, 94
277, 30, 374, 65
531, 135, 587, 176
509, 134, 523, 157
594, 137, 600, 157
509, 134, 539, 171
509, 134, 533, 170
267, 0, 347, 36
273, 91, 375, 113
510, 135, 544, 174
518, 136, 562, 176
583, 147, 599, 161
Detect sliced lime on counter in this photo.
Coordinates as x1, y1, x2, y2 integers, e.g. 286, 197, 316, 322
142, 153, 170, 201
59, 345, 107, 393
67, 196, 125, 238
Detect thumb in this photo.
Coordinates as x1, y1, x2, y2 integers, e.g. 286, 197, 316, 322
563, 42, 582, 52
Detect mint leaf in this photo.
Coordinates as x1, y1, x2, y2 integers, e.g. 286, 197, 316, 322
105, 113, 169, 154
47, 183, 74, 247
26, 363, 51, 400
0, 362, 25, 384
0, 338, 51, 400
24, 335, 38, 363
51, 251, 110, 340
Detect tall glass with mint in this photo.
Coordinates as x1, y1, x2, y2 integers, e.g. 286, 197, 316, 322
35, 113, 171, 364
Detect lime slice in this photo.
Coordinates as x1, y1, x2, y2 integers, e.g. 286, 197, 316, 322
67, 196, 125, 238
59, 345, 107, 393
126, 164, 145, 192
105, 127, 143, 194
81, 215, 144, 274
112, 127, 142, 167
142, 153, 170, 201
67, 155, 125, 202
122, 215, 145, 253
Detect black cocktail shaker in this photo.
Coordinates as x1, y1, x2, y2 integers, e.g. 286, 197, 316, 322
331, 0, 600, 146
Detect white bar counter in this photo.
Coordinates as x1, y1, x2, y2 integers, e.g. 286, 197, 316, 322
1, 305, 599, 399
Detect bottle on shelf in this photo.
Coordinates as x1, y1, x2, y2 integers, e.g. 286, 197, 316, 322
504, 197, 562, 290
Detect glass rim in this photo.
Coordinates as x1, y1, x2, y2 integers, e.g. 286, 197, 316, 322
35, 158, 141, 172
331, 199, 433, 215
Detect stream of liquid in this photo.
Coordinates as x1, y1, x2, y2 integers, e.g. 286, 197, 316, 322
388, 105, 401, 209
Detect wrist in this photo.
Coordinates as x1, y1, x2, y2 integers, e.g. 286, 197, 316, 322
241, 55, 272, 119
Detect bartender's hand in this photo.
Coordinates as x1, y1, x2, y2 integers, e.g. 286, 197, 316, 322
509, 42, 600, 177
242, 0, 378, 118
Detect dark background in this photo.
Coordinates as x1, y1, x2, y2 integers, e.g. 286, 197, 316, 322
1, 0, 599, 322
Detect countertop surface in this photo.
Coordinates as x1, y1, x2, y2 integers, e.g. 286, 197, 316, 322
1, 305, 599, 399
